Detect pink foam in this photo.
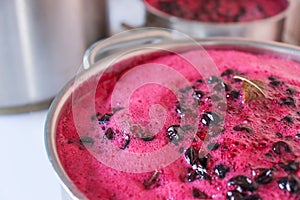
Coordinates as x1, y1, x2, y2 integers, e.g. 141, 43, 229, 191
56, 50, 300, 199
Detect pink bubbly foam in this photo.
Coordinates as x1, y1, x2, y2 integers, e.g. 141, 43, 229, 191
56, 50, 300, 200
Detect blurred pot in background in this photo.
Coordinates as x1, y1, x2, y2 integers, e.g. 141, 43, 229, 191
283, 0, 300, 45
0, 0, 107, 114
144, 0, 289, 41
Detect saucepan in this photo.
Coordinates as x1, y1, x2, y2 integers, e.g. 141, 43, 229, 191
45, 28, 300, 199
144, 0, 289, 41
0, 0, 107, 114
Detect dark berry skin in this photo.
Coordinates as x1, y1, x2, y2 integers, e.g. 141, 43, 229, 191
253, 168, 274, 184
281, 115, 294, 124
176, 104, 183, 115
226, 190, 245, 200
230, 90, 240, 99
272, 141, 292, 154
278, 175, 300, 193
195, 168, 211, 180
224, 83, 232, 92
120, 134, 130, 150
143, 171, 159, 190
98, 113, 113, 125
228, 175, 258, 192
141, 135, 155, 142
282, 160, 299, 173
279, 96, 296, 106
187, 170, 197, 182
268, 76, 279, 81
233, 124, 253, 134
214, 164, 230, 179
286, 88, 295, 95
104, 128, 114, 140
221, 68, 236, 77
268, 76, 281, 87
193, 90, 205, 100
201, 111, 223, 126
185, 146, 197, 165
244, 194, 262, 200
194, 154, 209, 169
191, 154, 211, 180
268, 81, 280, 87
192, 188, 208, 199
276, 132, 283, 138
207, 143, 220, 151
167, 125, 181, 145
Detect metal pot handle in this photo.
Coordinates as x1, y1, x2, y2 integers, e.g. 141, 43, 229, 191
83, 28, 175, 69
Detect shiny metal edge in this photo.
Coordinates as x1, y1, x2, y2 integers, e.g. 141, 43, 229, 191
44, 56, 114, 200
144, 0, 289, 27
0, 99, 53, 115
44, 77, 91, 200
45, 37, 300, 200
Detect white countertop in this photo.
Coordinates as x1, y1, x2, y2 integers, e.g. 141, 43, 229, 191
0, 110, 61, 200
0, 0, 144, 199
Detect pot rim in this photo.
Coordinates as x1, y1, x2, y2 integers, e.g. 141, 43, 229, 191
144, 0, 290, 27
44, 37, 300, 200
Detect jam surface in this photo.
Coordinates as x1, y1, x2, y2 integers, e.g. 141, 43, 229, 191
56, 50, 300, 200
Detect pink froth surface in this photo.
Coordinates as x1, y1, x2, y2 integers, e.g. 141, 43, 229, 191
56, 50, 300, 200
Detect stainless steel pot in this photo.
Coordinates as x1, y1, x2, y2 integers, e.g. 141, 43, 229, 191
144, 0, 289, 41
0, 0, 107, 114
45, 29, 300, 200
